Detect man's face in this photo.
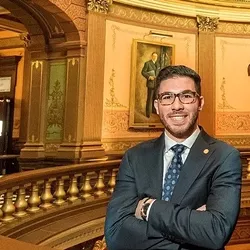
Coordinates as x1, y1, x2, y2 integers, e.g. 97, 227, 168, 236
154, 76, 204, 142
152, 53, 158, 62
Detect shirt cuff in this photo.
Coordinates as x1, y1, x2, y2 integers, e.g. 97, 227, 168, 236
146, 199, 156, 221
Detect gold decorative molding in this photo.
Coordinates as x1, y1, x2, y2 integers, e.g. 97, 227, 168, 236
68, 58, 79, 66
51, 218, 105, 249
32, 60, 43, 69
216, 135, 250, 146
114, 0, 250, 22
105, 69, 126, 108
217, 77, 235, 110
19, 32, 31, 47
102, 141, 141, 152
87, 0, 113, 14
103, 110, 129, 136
109, 4, 197, 30
102, 110, 162, 138
218, 22, 250, 34
216, 112, 250, 134
45, 143, 60, 152
197, 15, 219, 32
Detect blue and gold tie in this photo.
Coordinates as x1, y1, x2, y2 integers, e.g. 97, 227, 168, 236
162, 144, 186, 201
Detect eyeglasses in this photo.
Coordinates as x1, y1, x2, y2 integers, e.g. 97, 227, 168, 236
157, 91, 200, 105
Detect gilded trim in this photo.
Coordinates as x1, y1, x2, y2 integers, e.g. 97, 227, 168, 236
197, 15, 219, 32
216, 136, 250, 146
109, 4, 197, 30
88, 0, 113, 14
113, 0, 250, 22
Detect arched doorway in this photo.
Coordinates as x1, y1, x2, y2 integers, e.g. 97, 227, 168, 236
0, 0, 87, 171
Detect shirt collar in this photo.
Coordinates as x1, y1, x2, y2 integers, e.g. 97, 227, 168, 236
164, 127, 200, 153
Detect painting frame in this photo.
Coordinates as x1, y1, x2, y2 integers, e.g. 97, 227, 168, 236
129, 39, 175, 128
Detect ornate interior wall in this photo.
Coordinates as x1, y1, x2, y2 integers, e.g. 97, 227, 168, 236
102, 9, 197, 153
100, 1, 250, 154
215, 36, 250, 136
2, 0, 250, 164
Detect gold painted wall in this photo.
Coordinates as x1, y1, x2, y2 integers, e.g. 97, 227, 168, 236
102, 20, 196, 152
216, 36, 250, 135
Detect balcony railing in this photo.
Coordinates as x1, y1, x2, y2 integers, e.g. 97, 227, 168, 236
0, 159, 120, 249
0, 150, 250, 248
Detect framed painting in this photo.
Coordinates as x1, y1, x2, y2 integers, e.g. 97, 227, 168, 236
129, 39, 175, 128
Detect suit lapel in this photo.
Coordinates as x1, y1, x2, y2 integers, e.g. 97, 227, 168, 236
171, 130, 216, 204
145, 133, 165, 200
150, 60, 157, 71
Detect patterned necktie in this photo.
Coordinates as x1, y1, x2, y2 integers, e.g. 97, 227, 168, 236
162, 144, 186, 201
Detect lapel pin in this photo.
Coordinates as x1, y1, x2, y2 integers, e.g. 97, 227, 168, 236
203, 149, 209, 154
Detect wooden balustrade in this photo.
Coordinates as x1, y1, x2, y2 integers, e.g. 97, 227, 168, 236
0, 159, 120, 232
0, 150, 250, 248
239, 150, 250, 179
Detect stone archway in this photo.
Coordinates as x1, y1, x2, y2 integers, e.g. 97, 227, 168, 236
0, 0, 89, 166
0, 0, 85, 48
0, 0, 107, 166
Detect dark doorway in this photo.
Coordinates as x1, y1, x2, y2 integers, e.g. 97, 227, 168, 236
0, 56, 20, 174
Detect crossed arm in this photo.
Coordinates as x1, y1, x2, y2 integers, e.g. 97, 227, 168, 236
104, 149, 241, 250
135, 199, 206, 221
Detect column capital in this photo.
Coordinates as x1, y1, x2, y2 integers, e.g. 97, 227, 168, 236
87, 0, 113, 14
197, 15, 219, 32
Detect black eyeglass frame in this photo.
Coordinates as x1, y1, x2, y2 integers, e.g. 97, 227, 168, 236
157, 91, 200, 106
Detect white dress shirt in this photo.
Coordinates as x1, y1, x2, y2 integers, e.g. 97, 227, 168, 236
162, 127, 201, 189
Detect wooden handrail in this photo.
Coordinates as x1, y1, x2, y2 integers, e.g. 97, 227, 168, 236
0, 159, 121, 190
0, 151, 250, 248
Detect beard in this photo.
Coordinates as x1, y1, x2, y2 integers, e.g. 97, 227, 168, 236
159, 110, 199, 140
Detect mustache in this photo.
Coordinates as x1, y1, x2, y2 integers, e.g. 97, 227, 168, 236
168, 112, 187, 116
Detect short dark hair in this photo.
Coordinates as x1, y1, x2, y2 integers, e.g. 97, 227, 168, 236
155, 65, 201, 98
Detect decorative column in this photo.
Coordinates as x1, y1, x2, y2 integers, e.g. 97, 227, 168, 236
87, 0, 113, 14
81, 0, 113, 161
20, 57, 48, 160
197, 15, 219, 136
57, 0, 113, 162
56, 56, 84, 161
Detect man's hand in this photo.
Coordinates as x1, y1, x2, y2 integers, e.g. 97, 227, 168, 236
135, 198, 154, 220
197, 204, 206, 211
135, 199, 145, 220
148, 76, 155, 80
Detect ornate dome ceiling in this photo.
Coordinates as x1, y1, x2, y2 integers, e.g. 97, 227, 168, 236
115, 0, 250, 22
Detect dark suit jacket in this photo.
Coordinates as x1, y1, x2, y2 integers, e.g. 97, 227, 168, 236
141, 60, 161, 89
105, 128, 242, 250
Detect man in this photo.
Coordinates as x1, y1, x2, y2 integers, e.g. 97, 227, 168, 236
141, 52, 161, 118
105, 65, 241, 250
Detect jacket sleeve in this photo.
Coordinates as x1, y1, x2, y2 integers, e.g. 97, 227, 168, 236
104, 151, 171, 250
141, 61, 150, 79
147, 149, 242, 250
